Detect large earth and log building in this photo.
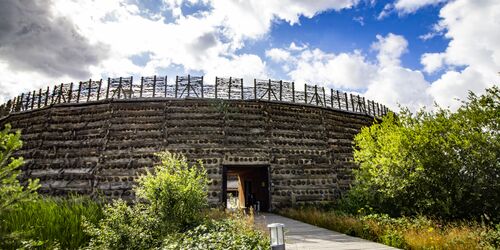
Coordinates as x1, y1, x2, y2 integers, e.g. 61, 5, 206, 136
0, 75, 388, 211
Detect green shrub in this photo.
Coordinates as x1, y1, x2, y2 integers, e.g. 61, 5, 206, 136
84, 200, 158, 249
347, 86, 500, 221
0, 196, 103, 249
0, 123, 39, 214
162, 218, 269, 250
85, 151, 210, 249
135, 151, 209, 233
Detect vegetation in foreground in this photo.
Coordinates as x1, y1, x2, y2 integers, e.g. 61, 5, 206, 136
279, 86, 499, 249
84, 151, 269, 250
344, 86, 499, 221
0, 196, 103, 249
0, 124, 268, 249
280, 207, 500, 250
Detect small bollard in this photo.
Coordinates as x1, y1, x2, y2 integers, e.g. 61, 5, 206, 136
267, 223, 285, 250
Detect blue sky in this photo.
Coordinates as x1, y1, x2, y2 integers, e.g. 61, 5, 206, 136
0, 0, 498, 110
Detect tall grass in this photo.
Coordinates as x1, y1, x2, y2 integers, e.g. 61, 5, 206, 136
0, 195, 103, 249
279, 207, 500, 250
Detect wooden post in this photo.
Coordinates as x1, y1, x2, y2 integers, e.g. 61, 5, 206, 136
12, 97, 17, 112
58, 83, 63, 103
268, 79, 271, 101
350, 94, 355, 112
228, 77, 232, 99
118, 77, 123, 99
68, 82, 73, 103
87, 79, 92, 102
279, 80, 283, 101
187, 74, 191, 98
292, 82, 295, 102
50, 86, 56, 104
344, 92, 348, 111
200, 76, 204, 98
140, 77, 144, 98
314, 85, 318, 105
25, 92, 31, 110
129, 76, 133, 98
376, 103, 380, 116
367, 100, 371, 115
22, 92, 27, 110
77, 82, 82, 103
31, 90, 35, 109
304, 84, 308, 104
240, 78, 244, 100
322, 87, 326, 107
97, 79, 102, 101
38, 89, 42, 108
330, 89, 334, 108
106, 78, 110, 99
43, 87, 49, 106
362, 97, 366, 113
153, 75, 157, 98
254, 79, 257, 100
175, 76, 178, 98
336, 91, 341, 109
215, 77, 218, 99
164, 76, 168, 98
314, 85, 319, 106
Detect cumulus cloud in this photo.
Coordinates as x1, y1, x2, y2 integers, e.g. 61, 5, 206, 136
0, 0, 361, 102
394, 0, 448, 14
0, 0, 108, 78
421, 0, 500, 109
266, 33, 434, 111
371, 33, 408, 67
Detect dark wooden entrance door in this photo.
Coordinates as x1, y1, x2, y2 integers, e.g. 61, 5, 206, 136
222, 165, 270, 212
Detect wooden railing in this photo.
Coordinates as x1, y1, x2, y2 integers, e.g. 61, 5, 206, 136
0, 75, 390, 118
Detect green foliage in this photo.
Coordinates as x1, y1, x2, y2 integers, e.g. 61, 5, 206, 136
135, 151, 209, 233
84, 200, 158, 249
0, 124, 40, 214
162, 218, 269, 250
0, 196, 103, 249
280, 207, 500, 249
346, 86, 500, 221
85, 151, 210, 249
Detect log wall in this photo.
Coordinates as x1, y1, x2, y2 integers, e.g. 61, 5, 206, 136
0, 98, 375, 209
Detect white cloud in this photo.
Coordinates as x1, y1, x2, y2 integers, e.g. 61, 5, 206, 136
0, 0, 361, 100
394, 0, 448, 14
265, 49, 292, 63
421, 0, 500, 110
421, 52, 445, 73
266, 34, 434, 111
371, 33, 408, 67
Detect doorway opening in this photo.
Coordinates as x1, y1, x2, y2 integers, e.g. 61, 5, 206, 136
222, 166, 270, 212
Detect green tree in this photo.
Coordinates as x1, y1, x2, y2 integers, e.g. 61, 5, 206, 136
0, 124, 39, 214
346, 86, 499, 221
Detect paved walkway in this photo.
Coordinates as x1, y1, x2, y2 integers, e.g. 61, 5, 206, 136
255, 213, 398, 250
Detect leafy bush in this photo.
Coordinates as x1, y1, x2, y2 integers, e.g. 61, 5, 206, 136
85, 152, 210, 249
135, 151, 209, 233
0, 196, 103, 249
84, 200, 158, 249
162, 218, 269, 250
0, 124, 39, 214
346, 86, 499, 221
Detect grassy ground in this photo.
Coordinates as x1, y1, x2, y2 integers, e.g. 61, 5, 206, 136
279, 207, 500, 250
